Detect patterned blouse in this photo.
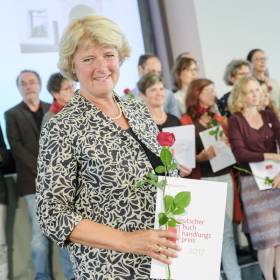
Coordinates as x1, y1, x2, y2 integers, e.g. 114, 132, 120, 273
36, 93, 161, 279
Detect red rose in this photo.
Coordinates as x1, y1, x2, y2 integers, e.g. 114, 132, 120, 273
197, 105, 209, 116
167, 227, 177, 243
123, 88, 131, 95
265, 164, 273, 170
157, 132, 175, 147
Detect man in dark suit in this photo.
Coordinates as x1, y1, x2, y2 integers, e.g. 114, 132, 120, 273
5, 70, 51, 279
0, 125, 10, 280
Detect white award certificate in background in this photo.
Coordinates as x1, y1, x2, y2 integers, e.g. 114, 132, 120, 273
150, 177, 227, 280
163, 125, 195, 168
249, 160, 280, 190
199, 126, 236, 172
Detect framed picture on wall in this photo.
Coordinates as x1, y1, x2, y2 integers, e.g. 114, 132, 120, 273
29, 10, 49, 39
19, 8, 59, 53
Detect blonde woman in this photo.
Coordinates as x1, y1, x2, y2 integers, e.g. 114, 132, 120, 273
36, 15, 180, 279
228, 76, 280, 280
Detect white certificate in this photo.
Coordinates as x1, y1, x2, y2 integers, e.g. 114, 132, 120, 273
199, 126, 236, 172
150, 177, 227, 280
249, 160, 280, 190
163, 125, 195, 168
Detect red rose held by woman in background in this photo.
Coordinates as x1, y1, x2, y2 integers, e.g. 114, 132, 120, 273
123, 88, 131, 95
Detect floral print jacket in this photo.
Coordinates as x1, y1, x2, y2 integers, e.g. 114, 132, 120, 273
36, 93, 161, 279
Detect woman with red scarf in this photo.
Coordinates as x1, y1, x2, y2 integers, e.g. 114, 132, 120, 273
181, 78, 242, 280
42, 72, 74, 125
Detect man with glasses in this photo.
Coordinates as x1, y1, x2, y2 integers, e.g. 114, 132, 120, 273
5, 70, 51, 279
131, 54, 181, 118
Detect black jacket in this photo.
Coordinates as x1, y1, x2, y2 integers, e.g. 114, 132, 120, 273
0, 125, 12, 203
5, 101, 50, 196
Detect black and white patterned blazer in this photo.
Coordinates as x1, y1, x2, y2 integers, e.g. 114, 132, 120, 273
36, 93, 161, 279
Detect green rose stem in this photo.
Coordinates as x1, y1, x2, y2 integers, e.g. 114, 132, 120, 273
158, 146, 172, 279
156, 146, 191, 280
206, 118, 224, 141
163, 149, 171, 280
136, 132, 191, 280
233, 166, 273, 185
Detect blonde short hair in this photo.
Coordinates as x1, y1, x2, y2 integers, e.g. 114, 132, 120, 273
228, 76, 259, 114
58, 15, 131, 81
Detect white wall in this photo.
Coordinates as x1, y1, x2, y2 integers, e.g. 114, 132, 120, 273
163, 0, 205, 77
162, 0, 280, 97
0, 0, 144, 140
194, 0, 280, 97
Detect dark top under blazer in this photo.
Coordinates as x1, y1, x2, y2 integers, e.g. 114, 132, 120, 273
5, 101, 50, 196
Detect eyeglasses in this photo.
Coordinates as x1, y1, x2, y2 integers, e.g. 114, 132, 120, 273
183, 67, 199, 73
252, 57, 267, 62
235, 71, 250, 77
